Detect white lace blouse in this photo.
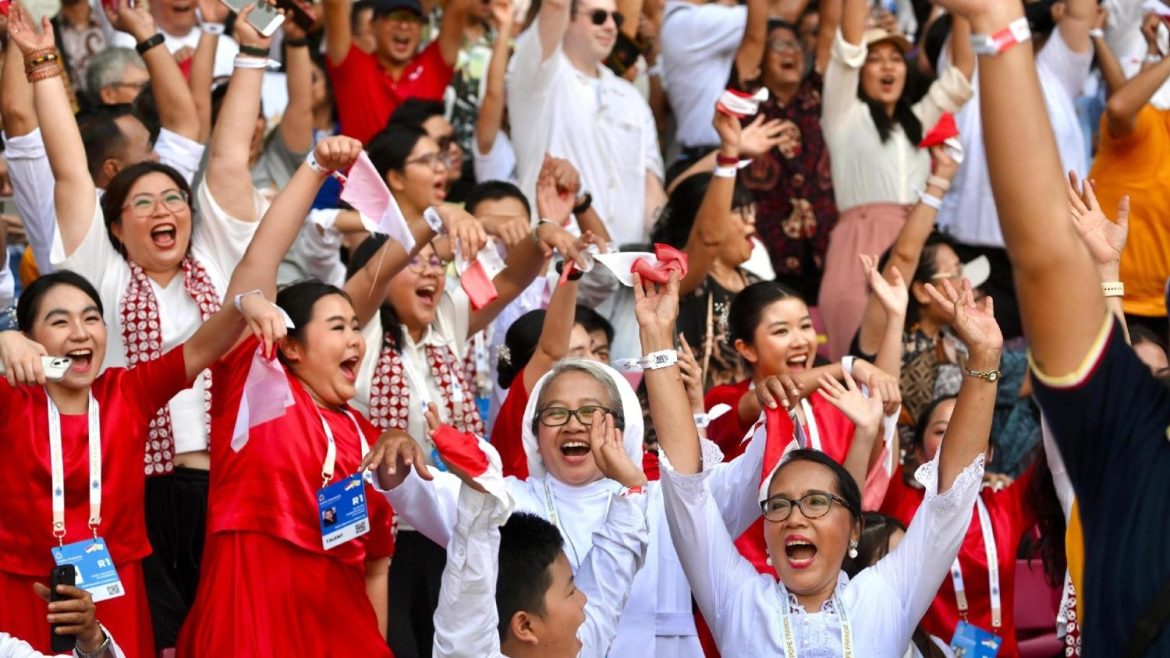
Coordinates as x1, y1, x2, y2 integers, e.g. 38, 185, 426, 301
660, 452, 984, 657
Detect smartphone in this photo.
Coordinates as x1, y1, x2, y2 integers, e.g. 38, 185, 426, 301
275, 0, 317, 31
0, 356, 72, 381
220, 0, 286, 37
49, 565, 77, 653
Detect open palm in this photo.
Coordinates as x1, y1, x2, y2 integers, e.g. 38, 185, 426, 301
925, 279, 1002, 353
1068, 173, 1128, 269
8, 3, 56, 56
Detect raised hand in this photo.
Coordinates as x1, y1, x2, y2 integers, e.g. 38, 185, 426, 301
314, 135, 364, 172
852, 359, 902, 415
435, 206, 488, 259
738, 115, 786, 158
0, 331, 48, 386
106, 0, 156, 41
860, 253, 908, 318
197, 0, 232, 25
534, 221, 581, 262
487, 0, 513, 32
588, 409, 646, 488
817, 371, 884, 436
536, 155, 577, 224
632, 271, 680, 342
360, 423, 434, 491
756, 373, 804, 411
232, 3, 275, 50
713, 106, 742, 157
1067, 172, 1128, 278
924, 278, 1003, 355
929, 145, 959, 182
238, 292, 288, 359
7, 3, 55, 57
425, 403, 489, 494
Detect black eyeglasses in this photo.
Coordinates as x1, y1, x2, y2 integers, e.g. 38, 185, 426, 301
537, 405, 613, 427
587, 8, 624, 28
760, 491, 851, 523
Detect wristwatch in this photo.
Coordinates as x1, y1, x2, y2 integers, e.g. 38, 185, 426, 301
423, 207, 447, 235
135, 32, 165, 55
74, 626, 111, 658
963, 367, 1002, 383
572, 191, 592, 216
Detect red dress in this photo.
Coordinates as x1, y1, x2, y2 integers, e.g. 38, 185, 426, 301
491, 372, 531, 480
704, 381, 754, 461
177, 339, 395, 657
881, 464, 1037, 657
0, 347, 191, 658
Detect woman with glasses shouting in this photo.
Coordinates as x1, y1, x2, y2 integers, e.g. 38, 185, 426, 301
652, 271, 1000, 656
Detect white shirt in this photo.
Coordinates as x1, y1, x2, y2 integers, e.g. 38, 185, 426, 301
658, 452, 984, 657
353, 287, 473, 467
507, 27, 664, 248
659, 1, 746, 148
49, 179, 263, 455
108, 25, 239, 78
0, 254, 13, 310
1104, 0, 1170, 110
0, 631, 125, 658
822, 32, 973, 211
936, 31, 1091, 247
473, 131, 519, 184
432, 481, 650, 658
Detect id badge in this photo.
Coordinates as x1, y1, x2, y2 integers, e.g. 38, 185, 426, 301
51, 538, 125, 603
318, 473, 370, 550
950, 620, 1003, 658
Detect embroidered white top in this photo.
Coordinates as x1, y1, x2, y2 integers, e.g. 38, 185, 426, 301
659, 451, 984, 657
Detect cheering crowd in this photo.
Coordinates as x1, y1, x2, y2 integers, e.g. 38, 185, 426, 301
0, 0, 1167, 653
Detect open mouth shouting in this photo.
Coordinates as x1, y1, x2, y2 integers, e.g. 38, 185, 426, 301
784, 534, 818, 569
65, 349, 95, 374
558, 436, 593, 466
339, 355, 360, 382
786, 352, 809, 372
150, 223, 178, 250
879, 74, 897, 94
415, 282, 439, 307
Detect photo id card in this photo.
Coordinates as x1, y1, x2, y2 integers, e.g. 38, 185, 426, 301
51, 538, 125, 603
951, 620, 1002, 658
318, 473, 370, 550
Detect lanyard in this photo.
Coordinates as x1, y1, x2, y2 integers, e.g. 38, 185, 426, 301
317, 407, 371, 489
779, 589, 853, 658
47, 392, 101, 545
794, 399, 822, 452
949, 496, 1001, 628
541, 479, 613, 571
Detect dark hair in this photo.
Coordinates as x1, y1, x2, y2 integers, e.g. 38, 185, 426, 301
275, 281, 354, 362
16, 270, 105, 333
132, 86, 161, 143
498, 309, 545, 388
210, 81, 266, 130
77, 104, 136, 182
727, 280, 803, 346
1130, 324, 1167, 353
464, 180, 532, 219
351, 0, 375, 29
497, 512, 565, 642
911, 394, 957, 450
878, 231, 955, 330
367, 125, 429, 179
99, 161, 194, 258
856, 43, 923, 145
922, 13, 953, 73
650, 172, 755, 250
346, 234, 405, 351
842, 511, 904, 577
767, 18, 799, 37
575, 305, 614, 347
386, 99, 446, 132
1025, 0, 1058, 37
770, 449, 862, 518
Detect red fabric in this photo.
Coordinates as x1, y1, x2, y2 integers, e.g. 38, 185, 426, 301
0, 559, 153, 657
203, 337, 394, 568
631, 243, 688, 284
919, 112, 959, 148
178, 531, 393, 657
0, 347, 190, 581
642, 450, 660, 482
328, 42, 454, 144
432, 425, 490, 476
703, 381, 752, 460
491, 373, 531, 480
880, 465, 1039, 657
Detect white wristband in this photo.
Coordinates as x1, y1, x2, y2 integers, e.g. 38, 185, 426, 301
305, 150, 331, 176
1088, 28, 1104, 39
971, 16, 1032, 56
926, 175, 951, 192
234, 289, 263, 313
1102, 281, 1124, 298
713, 165, 737, 179
200, 22, 226, 35
423, 207, 447, 235
919, 191, 943, 210
642, 349, 678, 370
233, 56, 269, 69
841, 356, 855, 377
693, 413, 711, 429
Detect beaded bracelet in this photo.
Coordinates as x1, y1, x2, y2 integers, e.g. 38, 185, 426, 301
26, 64, 63, 83
24, 51, 60, 70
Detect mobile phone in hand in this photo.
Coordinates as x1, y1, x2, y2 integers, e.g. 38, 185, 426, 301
49, 564, 77, 653
0, 356, 73, 381
275, 0, 316, 31
220, 0, 286, 37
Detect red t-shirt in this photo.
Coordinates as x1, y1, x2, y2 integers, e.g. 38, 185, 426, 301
491, 372, 531, 480
0, 348, 191, 577
880, 464, 1038, 657
207, 339, 394, 568
328, 42, 454, 144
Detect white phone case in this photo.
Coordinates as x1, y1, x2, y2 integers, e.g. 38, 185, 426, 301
0, 356, 72, 381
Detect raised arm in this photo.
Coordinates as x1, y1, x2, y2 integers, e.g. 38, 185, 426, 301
323, 0, 355, 65
840, 0, 866, 46
1104, 47, 1170, 138
732, 0, 768, 83
521, 272, 578, 393
814, 0, 841, 74
188, 29, 220, 143
0, 39, 37, 137
856, 254, 908, 377
205, 7, 269, 222
815, 370, 884, 489
949, 15, 975, 81
476, 0, 514, 157
536, 0, 571, 60
437, 0, 475, 66
1089, 10, 1126, 99
280, 22, 316, 155
106, 0, 200, 140
679, 109, 739, 296
7, 6, 97, 256
1058, 0, 1095, 54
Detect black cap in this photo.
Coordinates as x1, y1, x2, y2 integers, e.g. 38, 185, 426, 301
372, 0, 423, 18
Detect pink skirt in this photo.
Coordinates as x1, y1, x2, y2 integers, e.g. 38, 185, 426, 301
177, 531, 392, 657
818, 202, 909, 360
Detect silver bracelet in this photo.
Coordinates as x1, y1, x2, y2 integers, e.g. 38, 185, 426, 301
74, 625, 111, 658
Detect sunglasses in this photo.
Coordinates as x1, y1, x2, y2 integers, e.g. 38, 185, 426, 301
586, 8, 624, 28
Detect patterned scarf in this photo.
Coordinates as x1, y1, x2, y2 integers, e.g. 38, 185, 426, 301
367, 334, 484, 435
120, 257, 220, 476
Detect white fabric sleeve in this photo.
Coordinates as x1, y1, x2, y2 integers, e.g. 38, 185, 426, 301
1040, 415, 1075, 519
3, 129, 58, 273
374, 468, 461, 548
155, 128, 207, 187
705, 420, 767, 538
0, 629, 126, 658
431, 485, 508, 658
1036, 28, 1093, 100
664, 3, 747, 55
192, 177, 265, 283
573, 492, 651, 658
911, 65, 974, 133
821, 31, 866, 135
289, 214, 347, 288
51, 197, 117, 281
0, 259, 13, 310
508, 25, 563, 100
868, 452, 984, 627
472, 131, 518, 185
658, 456, 768, 645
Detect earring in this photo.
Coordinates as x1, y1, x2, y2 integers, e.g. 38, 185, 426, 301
766, 556, 773, 567
847, 541, 859, 559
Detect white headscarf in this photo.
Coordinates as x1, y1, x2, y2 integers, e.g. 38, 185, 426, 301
520, 359, 645, 480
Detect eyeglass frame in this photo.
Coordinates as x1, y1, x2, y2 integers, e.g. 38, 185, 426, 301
759, 490, 853, 523
536, 404, 619, 428
121, 189, 190, 218
767, 37, 801, 53
404, 151, 452, 170
406, 254, 445, 273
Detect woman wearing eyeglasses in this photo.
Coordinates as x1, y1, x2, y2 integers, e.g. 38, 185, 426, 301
651, 273, 998, 656
365, 301, 772, 657
346, 124, 576, 657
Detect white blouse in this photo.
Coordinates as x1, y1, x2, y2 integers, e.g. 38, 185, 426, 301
821, 32, 973, 211
659, 452, 984, 657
